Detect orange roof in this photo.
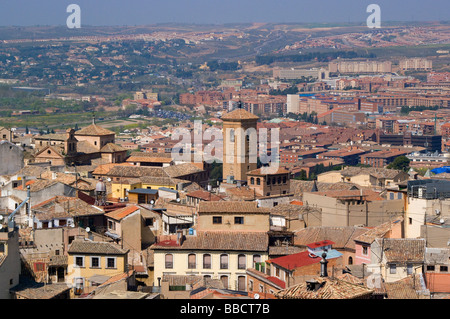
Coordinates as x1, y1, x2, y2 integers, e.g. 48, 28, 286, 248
105, 205, 139, 221
16, 180, 36, 190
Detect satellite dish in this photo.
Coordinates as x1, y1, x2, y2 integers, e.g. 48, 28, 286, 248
0, 224, 2, 230
0, 215, 3, 221
150, 200, 155, 205
440, 218, 445, 224
254, 293, 260, 299
85, 227, 90, 233
435, 209, 441, 215
176, 198, 181, 203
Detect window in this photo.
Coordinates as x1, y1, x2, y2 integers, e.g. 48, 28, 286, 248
283, 176, 287, 184
213, 216, 222, 224
275, 267, 280, 278
389, 193, 394, 200
249, 280, 254, 292
165, 254, 173, 269
348, 256, 353, 265
407, 264, 413, 275
220, 254, 228, 269
238, 276, 246, 291
253, 255, 261, 268
145, 218, 154, 227
427, 265, 435, 271
108, 220, 116, 230
238, 254, 246, 269
259, 284, 264, 293
106, 257, 116, 269
203, 254, 211, 269
75, 256, 84, 268
440, 266, 448, 272
188, 253, 196, 269
390, 264, 397, 274
362, 246, 368, 255
220, 275, 229, 289
91, 257, 100, 268
409, 218, 413, 225
250, 177, 255, 185
34, 262, 45, 272
234, 217, 244, 225
398, 193, 402, 199
256, 178, 261, 185
229, 129, 235, 143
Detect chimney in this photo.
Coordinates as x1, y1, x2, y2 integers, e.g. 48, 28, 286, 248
320, 252, 328, 277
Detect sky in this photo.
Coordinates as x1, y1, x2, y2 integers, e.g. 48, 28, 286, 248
0, 0, 449, 26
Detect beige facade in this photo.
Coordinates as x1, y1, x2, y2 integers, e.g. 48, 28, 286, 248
153, 248, 268, 292
66, 240, 128, 297
303, 192, 404, 227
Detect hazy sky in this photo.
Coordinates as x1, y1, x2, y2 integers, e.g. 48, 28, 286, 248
0, 0, 449, 26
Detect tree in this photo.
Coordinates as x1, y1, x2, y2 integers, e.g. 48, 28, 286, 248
387, 156, 410, 172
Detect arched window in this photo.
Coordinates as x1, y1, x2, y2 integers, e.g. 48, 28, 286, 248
203, 254, 211, 269
188, 253, 196, 269
253, 254, 261, 268
229, 129, 235, 143
348, 256, 353, 265
256, 178, 261, 185
238, 275, 246, 291
220, 275, 229, 289
220, 254, 229, 269
238, 254, 246, 269
165, 254, 173, 269
250, 177, 255, 185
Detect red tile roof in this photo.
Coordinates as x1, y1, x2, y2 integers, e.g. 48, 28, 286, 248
266, 251, 322, 270
307, 240, 335, 249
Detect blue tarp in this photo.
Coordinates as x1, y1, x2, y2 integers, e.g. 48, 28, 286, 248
431, 166, 450, 174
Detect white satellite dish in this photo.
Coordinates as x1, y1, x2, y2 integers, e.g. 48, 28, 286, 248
254, 293, 260, 299
107, 178, 111, 182
440, 218, 445, 224
435, 209, 441, 215
85, 227, 90, 233
0, 215, 3, 221
150, 200, 155, 205
176, 198, 181, 203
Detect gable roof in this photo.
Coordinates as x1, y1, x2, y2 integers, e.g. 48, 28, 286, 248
100, 143, 126, 153
75, 124, 115, 136
68, 239, 128, 255
221, 108, 259, 121
354, 217, 403, 245
275, 276, 374, 299
198, 201, 270, 214
380, 238, 426, 264
294, 226, 369, 251
104, 205, 140, 221
151, 231, 269, 252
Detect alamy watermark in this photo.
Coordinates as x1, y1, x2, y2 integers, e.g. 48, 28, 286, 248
66, 4, 81, 29
367, 4, 381, 29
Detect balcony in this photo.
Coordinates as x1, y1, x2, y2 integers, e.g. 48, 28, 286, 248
188, 263, 196, 269
220, 263, 229, 270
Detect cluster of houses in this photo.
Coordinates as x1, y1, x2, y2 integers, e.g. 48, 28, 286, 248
0, 108, 449, 299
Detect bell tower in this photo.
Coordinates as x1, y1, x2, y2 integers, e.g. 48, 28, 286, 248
221, 103, 259, 185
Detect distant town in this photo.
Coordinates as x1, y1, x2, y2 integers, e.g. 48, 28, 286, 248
0, 21, 449, 301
